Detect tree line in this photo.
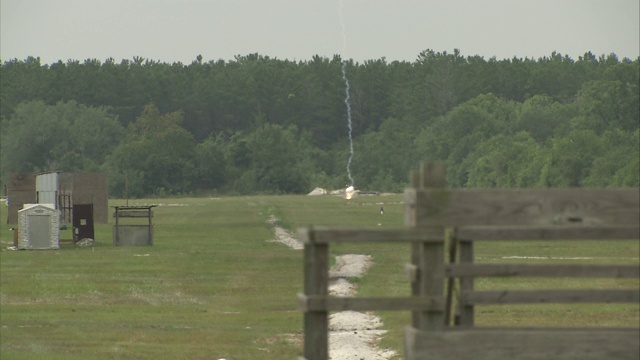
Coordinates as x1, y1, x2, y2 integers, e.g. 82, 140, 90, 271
1, 50, 638, 197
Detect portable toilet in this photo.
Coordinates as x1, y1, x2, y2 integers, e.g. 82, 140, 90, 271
18, 204, 60, 249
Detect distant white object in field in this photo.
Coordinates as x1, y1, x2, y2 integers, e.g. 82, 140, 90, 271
308, 187, 328, 196
345, 185, 355, 200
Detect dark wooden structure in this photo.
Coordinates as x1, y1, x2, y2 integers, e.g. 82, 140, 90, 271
72, 204, 94, 242
5, 173, 36, 224
298, 162, 639, 360
5, 172, 108, 225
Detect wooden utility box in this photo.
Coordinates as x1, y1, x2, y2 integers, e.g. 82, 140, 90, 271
112, 205, 156, 246
73, 204, 94, 242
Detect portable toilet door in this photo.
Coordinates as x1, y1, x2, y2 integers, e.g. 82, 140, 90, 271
18, 204, 60, 249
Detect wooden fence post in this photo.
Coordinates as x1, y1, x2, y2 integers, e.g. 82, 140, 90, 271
418, 237, 445, 330
406, 162, 447, 331
457, 239, 474, 326
406, 170, 420, 328
302, 228, 329, 360
444, 228, 457, 326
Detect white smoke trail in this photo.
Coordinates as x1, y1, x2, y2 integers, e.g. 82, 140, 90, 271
342, 62, 354, 186
339, 0, 347, 54
339, 0, 355, 186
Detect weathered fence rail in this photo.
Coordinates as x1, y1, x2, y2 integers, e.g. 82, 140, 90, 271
299, 162, 639, 360
298, 226, 446, 360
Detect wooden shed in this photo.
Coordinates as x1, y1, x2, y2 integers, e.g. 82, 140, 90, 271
5, 173, 36, 224
5, 172, 108, 225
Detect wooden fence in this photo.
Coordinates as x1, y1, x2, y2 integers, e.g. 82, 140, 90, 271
298, 162, 639, 360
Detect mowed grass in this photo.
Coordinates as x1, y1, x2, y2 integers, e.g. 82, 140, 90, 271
1, 195, 638, 359
1, 197, 307, 360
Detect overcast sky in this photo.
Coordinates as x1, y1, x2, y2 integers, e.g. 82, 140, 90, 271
1, 0, 639, 65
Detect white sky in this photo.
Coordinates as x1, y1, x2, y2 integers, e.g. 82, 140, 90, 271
1, 0, 639, 65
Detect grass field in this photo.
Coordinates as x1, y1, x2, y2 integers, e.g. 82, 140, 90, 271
0, 195, 638, 359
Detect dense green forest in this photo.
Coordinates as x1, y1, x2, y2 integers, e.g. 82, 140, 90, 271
1, 50, 638, 197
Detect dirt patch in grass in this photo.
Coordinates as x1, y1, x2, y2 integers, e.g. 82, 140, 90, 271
267, 218, 397, 359
266, 215, 303, 250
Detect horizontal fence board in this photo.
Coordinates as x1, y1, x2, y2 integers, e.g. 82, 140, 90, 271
404, 326, 640, 360
462, 289, 640, 305
298, 227, 445, 244
418, 188, 639, 227
456, 224, 640, 240
113, 211, 153, 218
456, 225, 640, 240
298, 294, 444, 312
445, 264, 640, 278
113, 224, 152, 228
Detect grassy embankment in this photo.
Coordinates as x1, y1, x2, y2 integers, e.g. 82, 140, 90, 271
1, 195, 637, 359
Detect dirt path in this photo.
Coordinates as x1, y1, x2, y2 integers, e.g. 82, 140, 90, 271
267, 216, 397, 359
